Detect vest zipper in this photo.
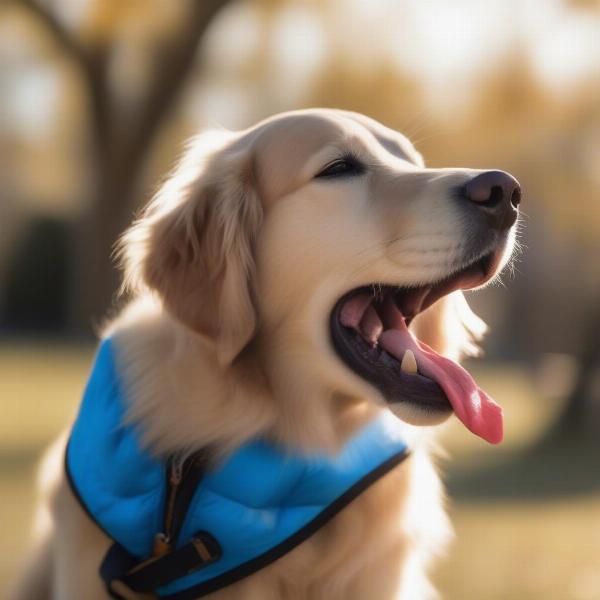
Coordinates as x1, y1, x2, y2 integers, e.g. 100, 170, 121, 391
152, 456, 189, 556
153, 452, 207, 557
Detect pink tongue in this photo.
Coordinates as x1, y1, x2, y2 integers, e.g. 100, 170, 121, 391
377, 301, 503, 444
341, 295, 503, 444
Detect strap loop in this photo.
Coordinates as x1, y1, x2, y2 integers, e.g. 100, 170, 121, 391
100, 532, 221, 597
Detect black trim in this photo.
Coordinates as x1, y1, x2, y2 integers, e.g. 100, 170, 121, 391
161, 449, 409, 600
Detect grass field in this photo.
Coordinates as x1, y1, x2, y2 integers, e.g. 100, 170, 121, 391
1, 343, 599, 599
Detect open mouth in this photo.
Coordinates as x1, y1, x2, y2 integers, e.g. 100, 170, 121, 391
330, 250, 504, 444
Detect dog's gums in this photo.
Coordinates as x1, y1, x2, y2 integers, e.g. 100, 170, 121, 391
330, 250, 504, 444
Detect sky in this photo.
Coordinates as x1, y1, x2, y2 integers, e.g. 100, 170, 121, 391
345, 0, 599, 87
1, 0, 599, 138
197, 0, 600, 125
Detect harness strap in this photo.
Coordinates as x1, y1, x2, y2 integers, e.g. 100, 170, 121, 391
101, 532, 221, 598
100, 543, 137, 600
100, 450, 219, 598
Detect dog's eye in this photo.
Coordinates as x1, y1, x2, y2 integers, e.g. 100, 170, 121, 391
315, 156, 364, 179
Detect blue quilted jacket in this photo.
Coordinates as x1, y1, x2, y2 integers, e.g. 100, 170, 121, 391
66, 338, 409, 599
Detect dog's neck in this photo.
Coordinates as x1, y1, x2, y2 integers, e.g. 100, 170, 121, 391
104, 295, 385, 459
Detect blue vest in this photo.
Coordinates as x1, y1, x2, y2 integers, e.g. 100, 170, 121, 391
66, 339, 409, 599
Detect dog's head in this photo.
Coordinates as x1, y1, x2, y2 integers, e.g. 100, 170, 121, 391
121, 109, 520, 448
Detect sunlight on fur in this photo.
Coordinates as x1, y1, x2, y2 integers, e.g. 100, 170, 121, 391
13, 109, 519, 600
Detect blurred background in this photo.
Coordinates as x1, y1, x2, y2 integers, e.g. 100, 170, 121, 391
1, 0, 599, 598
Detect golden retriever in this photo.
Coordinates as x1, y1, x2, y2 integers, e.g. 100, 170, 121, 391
12, 108, 520, 600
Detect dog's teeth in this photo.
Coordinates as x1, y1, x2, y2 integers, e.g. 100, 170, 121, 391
400, 350, 418, 374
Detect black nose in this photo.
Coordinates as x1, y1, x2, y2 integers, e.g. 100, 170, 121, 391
463, 170, 521, 229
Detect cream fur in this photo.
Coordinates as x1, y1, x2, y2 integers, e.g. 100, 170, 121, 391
13, 109, 516, 600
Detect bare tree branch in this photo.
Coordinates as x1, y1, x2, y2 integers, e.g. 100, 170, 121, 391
11, 0, 112, 162
10, 0, 232, 194
12, 0, 90, 73
117, 0, 232, 178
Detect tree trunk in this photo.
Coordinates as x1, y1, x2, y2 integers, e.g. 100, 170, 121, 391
63, 0, 233, 335
68, 166, 137, 335
552, 301, 600, 439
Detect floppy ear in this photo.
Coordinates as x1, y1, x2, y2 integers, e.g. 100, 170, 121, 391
119, 131, 263, 367
411, 290, 487, 362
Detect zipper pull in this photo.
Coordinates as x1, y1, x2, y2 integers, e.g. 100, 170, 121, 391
152, 532, 171, 557
170, 456, 184, 486
160, 453, 188, 551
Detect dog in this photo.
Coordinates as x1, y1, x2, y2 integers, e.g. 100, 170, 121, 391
12, 109, 520, 600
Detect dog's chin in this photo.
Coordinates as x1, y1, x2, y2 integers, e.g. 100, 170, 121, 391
387, 400, 453, 427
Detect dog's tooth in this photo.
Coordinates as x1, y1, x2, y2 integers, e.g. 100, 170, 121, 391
400, 350, 418, 374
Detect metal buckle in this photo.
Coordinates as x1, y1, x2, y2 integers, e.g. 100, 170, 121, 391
193, 532, 221, 562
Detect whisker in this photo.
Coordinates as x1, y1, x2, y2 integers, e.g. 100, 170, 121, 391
409, 129, 454, 148
399, 109, 433, 139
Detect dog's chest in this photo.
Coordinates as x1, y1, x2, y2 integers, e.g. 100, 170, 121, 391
67, 340, 417, 598
213, 453, 449, 600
